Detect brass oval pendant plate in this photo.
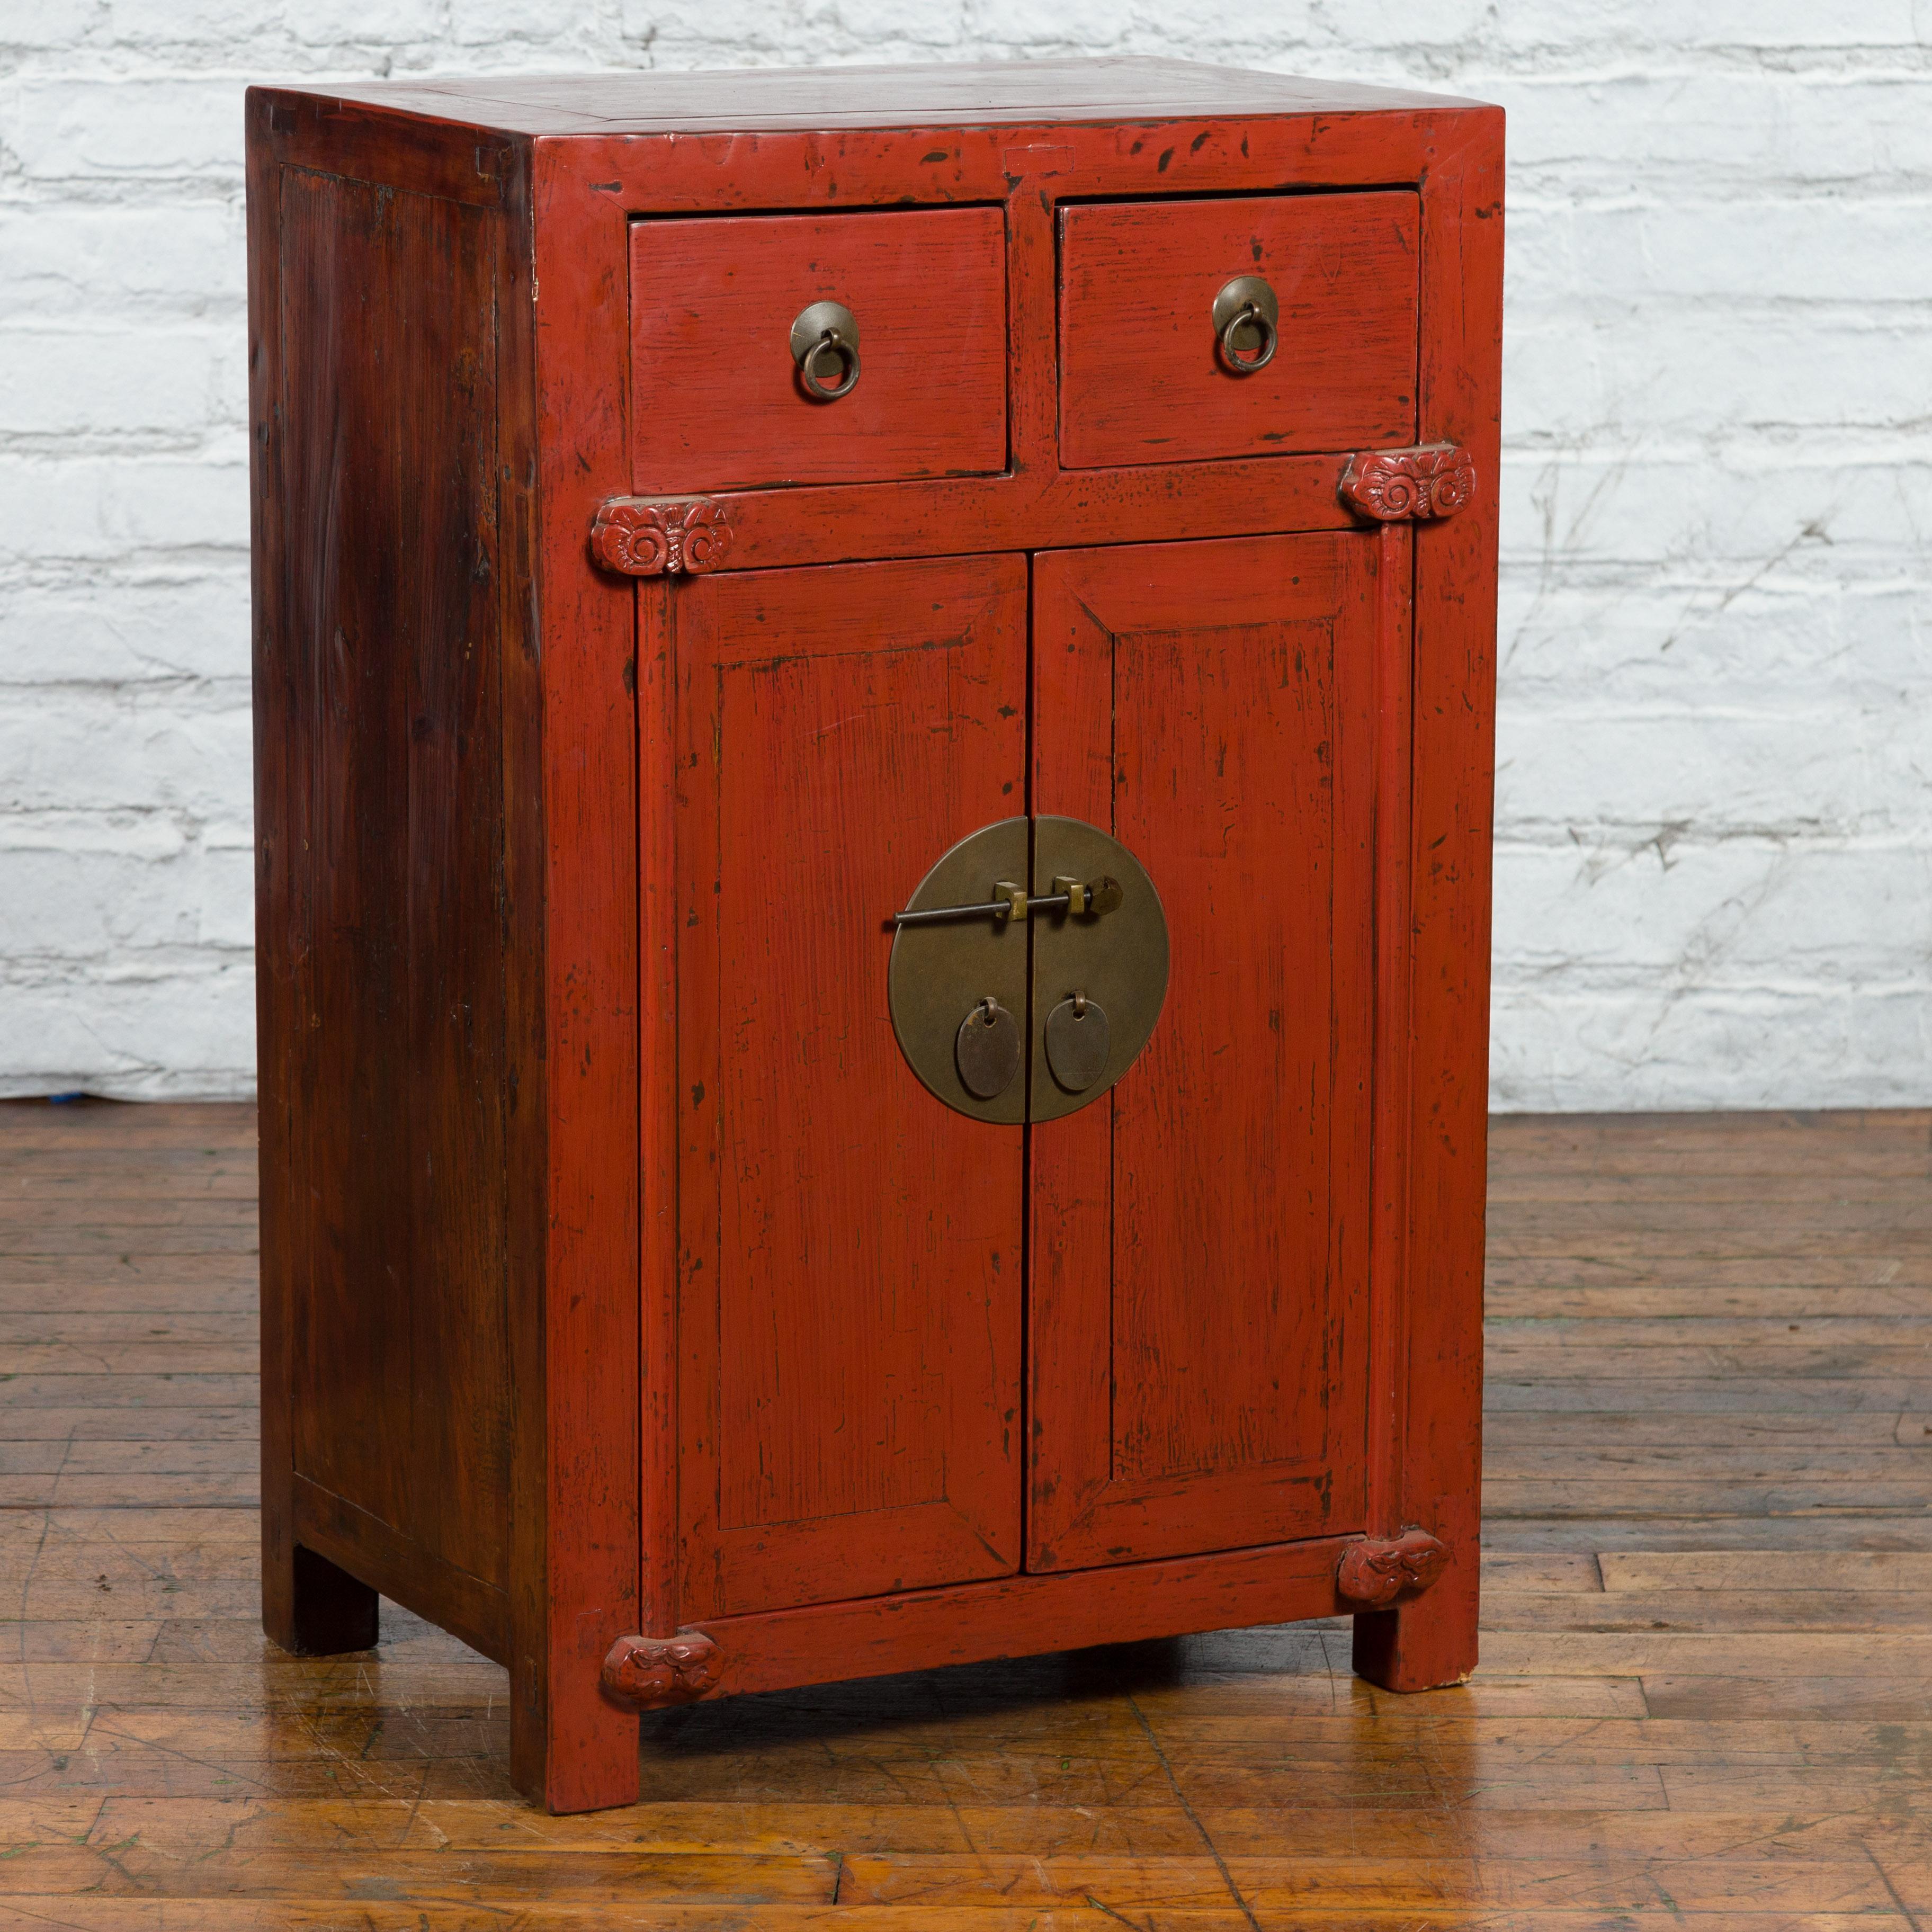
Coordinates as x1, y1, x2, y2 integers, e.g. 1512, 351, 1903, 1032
1027, 815, 1169, 1124
1044, 995, 1110, 1093
888, 815, 1169, 1123
956, 998, 1023, 1099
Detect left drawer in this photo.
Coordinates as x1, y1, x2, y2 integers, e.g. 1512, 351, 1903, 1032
630, 207, 1008, 493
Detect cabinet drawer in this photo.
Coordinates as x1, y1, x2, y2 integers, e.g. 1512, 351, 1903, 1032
1058, 192, 1419, 469
630, 207, 1008, 493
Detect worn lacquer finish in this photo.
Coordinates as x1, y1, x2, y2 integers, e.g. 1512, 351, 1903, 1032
670, 558, 1027, 1620
1353, 113, 1502, 1701
248, 60, 1501, 1813
524, 133, 645, 1812
1058, 191, 1420, 469
251, 121, 514, 1654
1027, 535, 1378, 1571
630, 207, 1008, 491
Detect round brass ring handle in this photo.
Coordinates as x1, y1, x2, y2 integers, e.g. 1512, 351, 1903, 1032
800, 330, 860, 399
1212, 274, 1280, 377
1218, 303, 1276, 375
790, 299, 862, 401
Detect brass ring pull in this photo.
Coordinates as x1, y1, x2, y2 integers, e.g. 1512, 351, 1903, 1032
800, 330, 860, 399
790, 300, 862, 401
1218, 303, 1276, 375
1212, 275, 1280, 378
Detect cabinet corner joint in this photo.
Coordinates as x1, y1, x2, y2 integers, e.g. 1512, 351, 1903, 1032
601, 1630, 723, 1709
1336, 1527, 1450, 1607
1339, 444, 1477, 524
591, 497, 734, 576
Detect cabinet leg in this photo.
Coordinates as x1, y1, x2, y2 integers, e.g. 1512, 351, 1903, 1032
264, 1542, 380, 1656
1351, 1557, 1478, 1693
510, 1649, 641, 1814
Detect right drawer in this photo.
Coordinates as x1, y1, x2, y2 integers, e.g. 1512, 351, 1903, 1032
1058, 192, 1420, 469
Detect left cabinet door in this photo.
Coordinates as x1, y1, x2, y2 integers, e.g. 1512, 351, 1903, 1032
663, 555, 1029, 1620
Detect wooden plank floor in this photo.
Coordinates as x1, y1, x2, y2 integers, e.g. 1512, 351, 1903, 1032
3, 1102, 1930, 1928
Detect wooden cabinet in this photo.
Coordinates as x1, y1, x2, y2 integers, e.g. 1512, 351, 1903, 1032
248, 59, 1503, 1814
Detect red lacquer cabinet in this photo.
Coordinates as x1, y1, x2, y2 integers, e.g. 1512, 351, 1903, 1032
247, 60, 1502, 1813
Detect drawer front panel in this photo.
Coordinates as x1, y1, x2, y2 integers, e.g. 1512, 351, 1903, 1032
1058, 192, 1419, 469
630, 207, 1008, 493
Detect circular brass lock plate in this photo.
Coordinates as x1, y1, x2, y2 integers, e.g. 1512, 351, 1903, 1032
888, 816, 1168, 1124
888, 818, 1030, 1125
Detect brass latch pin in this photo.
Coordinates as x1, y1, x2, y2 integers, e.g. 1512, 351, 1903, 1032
891, 876, 1121, 928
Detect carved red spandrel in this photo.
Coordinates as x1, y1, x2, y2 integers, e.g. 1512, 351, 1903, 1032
1339, 444, 1477, 523
591, 498, 733, 576
1336, 1527, 1449, 1607
601, 1630, 723, 1709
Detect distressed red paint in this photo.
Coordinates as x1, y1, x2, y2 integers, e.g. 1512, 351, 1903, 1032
249, 59, 1502, 1812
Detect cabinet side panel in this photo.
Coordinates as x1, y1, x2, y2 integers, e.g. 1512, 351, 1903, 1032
252, 104, 305, 1653
257, 159, 513, 1600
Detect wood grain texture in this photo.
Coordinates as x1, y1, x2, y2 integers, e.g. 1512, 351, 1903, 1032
248, 93, 646, 1815
4, 1101, 1932, 1923
1028, 535, 1377, 1572
670, 558, 1027, 1621
248, 112, 514, 1650
1058, 191, 1420, 468
630, 207, 1008, 491
523, 133, 643, 1813
322, 57, 1475, 134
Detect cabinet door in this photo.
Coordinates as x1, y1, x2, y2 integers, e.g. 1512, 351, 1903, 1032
1027, 533, 1383, 1571
669, 556, 1027, 1619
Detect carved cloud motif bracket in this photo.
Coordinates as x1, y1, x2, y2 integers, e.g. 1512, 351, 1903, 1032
1339, 444, 1477, 523
591, 498, 734, 576
1335, 1527, 1450, 1608
601, 1630, 723, 1709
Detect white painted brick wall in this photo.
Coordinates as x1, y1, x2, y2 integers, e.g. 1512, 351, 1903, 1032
3, 5, 1928, 1108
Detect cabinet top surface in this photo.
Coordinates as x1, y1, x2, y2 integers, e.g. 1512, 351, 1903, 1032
274, 57, 1487, 137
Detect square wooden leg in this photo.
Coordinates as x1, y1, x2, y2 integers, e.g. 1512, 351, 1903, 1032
1351, 1553, 1478, 1693
510, 1645, 642, 1813
265, 1542, 380, 1657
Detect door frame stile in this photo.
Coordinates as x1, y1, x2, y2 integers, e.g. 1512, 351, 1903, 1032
1019, 549, 1039, 1567
1364, 520, 1416, 1542
1351, 111, 1504, 1694
639, 576, 682, 1638
520, 140, 644, 1811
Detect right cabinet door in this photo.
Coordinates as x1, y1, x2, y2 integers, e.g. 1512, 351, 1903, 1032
1027, 532, 1385, 1571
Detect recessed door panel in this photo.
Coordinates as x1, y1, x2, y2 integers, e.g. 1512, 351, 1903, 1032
671, 556, 1027, 1618
1027, 533, 1383, 1570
